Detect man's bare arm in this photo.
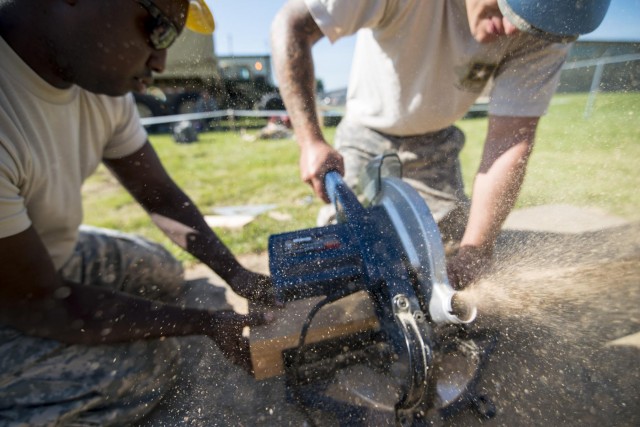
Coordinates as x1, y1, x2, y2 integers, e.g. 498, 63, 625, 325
464, 115, 538, 249
104, 142, 275, 305
271, 0, 344, 201
0, 227, 264, 346
448, 115, 539, 288
104, 142, 242, 282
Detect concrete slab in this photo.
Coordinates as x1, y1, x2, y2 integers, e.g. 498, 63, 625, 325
503, 204, 629, 234
606, 331, 640, 349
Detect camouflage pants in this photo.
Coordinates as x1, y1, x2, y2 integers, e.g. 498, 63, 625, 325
319, 119, 471, 244
0, 226, 185, 427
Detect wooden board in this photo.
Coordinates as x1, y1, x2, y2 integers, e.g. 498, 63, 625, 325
249, 291, 379, 380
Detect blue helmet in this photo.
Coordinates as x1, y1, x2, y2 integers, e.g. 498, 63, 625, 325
498, 0, 612, 42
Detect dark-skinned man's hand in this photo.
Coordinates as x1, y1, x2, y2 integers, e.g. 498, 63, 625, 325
205, 309, 274, 374
226, 268, 282, 307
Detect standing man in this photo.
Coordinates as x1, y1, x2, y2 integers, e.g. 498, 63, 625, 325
0, 0, 274, 424
272, 0, 610, 288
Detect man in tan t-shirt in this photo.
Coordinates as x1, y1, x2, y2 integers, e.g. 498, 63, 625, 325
0, 1, 282, 424
272, 0, 611, 289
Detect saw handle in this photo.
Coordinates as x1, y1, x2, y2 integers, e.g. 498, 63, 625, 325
324, 171, 367, 223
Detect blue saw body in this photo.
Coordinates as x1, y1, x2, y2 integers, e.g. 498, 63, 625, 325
267, 170, 489, 424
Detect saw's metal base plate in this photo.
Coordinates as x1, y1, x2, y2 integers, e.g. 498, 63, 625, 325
305, 338, 484, 422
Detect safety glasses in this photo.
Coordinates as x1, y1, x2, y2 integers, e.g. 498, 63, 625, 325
136, 0, 180, 50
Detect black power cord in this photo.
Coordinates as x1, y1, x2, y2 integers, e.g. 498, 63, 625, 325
290, 294, 344, 427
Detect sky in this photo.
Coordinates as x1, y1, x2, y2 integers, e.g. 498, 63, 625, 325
205, 0, 640, 92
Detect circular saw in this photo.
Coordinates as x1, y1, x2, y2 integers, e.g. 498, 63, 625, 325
266, 157, 494, 425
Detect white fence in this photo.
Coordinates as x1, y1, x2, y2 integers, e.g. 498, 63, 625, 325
140, 109, 342, 127
561, 53, 640, 117
140, 54, 640, 127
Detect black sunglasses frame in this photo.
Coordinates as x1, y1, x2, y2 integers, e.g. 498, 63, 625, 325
136, 0, 180, 50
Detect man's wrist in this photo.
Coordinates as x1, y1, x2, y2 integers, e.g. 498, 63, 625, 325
214, 259, 244, 284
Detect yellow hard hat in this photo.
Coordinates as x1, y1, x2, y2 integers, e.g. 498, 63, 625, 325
186, 0, 215, 34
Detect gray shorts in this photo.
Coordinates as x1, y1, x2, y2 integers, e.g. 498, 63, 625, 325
320, 119, 470, 244
0, 226, 184, 426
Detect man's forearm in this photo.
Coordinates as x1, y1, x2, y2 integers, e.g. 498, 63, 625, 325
144, 188, 243, 283
105, 144, 243, 283
461, 116, 538, 252
2, 280, 215, 345
271, 0, 325, 144
461, 142, 531, 251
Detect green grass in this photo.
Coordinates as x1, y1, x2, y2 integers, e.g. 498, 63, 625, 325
458, 93, 640, 218
83, 92, 640, 263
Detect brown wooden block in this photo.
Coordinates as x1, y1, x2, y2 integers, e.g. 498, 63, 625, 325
249, 291, 379, 380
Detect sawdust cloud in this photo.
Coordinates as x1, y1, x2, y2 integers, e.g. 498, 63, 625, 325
450, 234, 640, 424
456, 252, 640, 349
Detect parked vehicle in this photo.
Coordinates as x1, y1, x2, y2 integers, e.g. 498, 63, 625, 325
134, 31, 283, 132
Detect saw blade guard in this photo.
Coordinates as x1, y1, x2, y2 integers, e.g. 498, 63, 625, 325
369, 175, 476, 325
326, 169, 476, 325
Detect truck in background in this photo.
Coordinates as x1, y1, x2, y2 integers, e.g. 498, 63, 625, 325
133, 31, 284, 129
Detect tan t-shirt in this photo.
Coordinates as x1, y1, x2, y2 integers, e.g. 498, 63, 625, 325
306, 0, 570, 135
0, 36, 147, 269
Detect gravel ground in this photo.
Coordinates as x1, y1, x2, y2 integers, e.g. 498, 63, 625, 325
141, 205, 640, 426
